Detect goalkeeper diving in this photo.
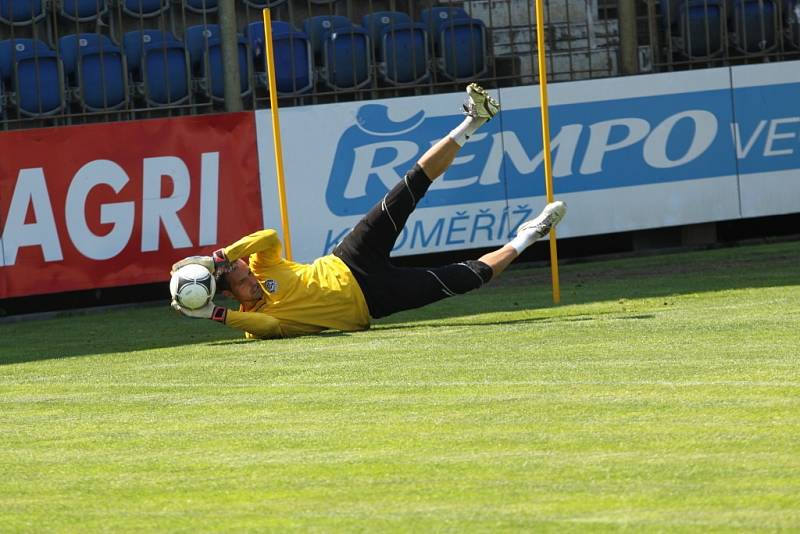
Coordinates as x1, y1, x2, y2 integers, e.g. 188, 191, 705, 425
170, 83, 566, 339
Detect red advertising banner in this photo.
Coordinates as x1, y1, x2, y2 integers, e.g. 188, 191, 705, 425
0, 112, 262, 298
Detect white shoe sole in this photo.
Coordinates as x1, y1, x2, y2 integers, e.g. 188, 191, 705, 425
517, 201, 567, 237
465, 83, 500, 120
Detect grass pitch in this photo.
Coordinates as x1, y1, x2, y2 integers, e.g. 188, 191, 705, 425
1, 241, 799, 532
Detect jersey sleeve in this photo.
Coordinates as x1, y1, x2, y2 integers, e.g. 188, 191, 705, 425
223, 229, 282, 266
225, 309, 284, 339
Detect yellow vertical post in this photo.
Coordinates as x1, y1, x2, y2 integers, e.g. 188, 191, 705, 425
534, 0, 561, 304
262, 8, 293, 261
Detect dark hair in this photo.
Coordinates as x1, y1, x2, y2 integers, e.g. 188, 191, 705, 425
215, 272, 231, 292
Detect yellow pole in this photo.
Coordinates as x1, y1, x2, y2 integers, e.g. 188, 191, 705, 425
262, 8, 293, 261
534, 0, 561, 304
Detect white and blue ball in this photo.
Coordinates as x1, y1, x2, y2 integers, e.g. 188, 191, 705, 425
170, 263, 216, 310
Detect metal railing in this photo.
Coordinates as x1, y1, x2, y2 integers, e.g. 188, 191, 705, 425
0, 0, 797, 130
648, 0, 800, 70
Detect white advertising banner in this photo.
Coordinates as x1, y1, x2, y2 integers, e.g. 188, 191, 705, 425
257, 64, 797, 264
731, 61, 800, 219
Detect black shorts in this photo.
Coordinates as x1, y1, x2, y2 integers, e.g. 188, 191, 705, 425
333, 164, 492, 319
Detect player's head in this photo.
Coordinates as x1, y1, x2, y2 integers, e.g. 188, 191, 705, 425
218, 259, 262, 304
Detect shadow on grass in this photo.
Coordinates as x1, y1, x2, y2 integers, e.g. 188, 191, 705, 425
205, 331, 352, 346
376, 241, 800, 327
1, 241, 797, 365
373, 313, 655, 332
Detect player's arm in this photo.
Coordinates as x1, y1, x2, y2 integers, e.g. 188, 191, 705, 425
169, 230, 282, 277
225, 309, 283, 339
171, 301, 284, 339
222, 229, 282, 267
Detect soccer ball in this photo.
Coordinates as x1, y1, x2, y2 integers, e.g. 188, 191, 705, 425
170, 263, 216, 310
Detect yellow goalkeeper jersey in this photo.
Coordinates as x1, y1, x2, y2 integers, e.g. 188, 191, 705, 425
221, 229, 370, 339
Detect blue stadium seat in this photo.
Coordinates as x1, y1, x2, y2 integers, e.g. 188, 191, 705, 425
245, 20, 265, 58
302, 15, 370, 89
58, 33, 114, 83
0, 39, 64, 116
362, 11, 412, 43
58, 34, 127, 111
244, 20, 267, 69
60, 0, 108, 22
0, 39, 50, 84
678, 0, 724, 57
731, 0, 778, 53
123, 30, 181, 81
0, 0, 45, 25
141, 41, 190, 106
241, 0, 286, 8
380, 24, 429, 85
437, 17, 487, 80
421, 7, 486, 80
122, 0, 169, 18
245, 21, 314, 95
420, 7, 470, 48
270, 20, 294, 36
185, 24, 221, 71
185, 0, 217, 13
362, 12, 429, 85
303, 15, 352, 59
321, 25, 371, 89
205, 37, 251, 101
185, 25, 251, 101
77, 45, 127, 110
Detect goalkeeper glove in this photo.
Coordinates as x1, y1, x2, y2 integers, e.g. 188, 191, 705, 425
171, 249, 231, 277
171, 299, 228, 323
211, 248, 231, 276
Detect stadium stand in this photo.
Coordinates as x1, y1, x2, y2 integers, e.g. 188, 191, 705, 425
0, 0, 797, 128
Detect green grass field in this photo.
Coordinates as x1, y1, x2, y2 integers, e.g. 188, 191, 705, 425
1, 241, 799, 532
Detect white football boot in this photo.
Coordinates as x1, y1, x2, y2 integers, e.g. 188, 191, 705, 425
462, 83, 500, 121
517, 201, 567, 240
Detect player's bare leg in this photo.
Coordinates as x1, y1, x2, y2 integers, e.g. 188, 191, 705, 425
477, 245, 519, 277
418, 83, 500, 181
418, 137, 461, 180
